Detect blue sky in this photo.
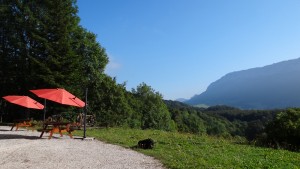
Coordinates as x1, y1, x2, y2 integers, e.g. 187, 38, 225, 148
77, 0, 300, 100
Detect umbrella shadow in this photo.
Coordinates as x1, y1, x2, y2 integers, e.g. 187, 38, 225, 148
0, 129, 10, 131
0, 129, 29, 132
0, 134, 40, 140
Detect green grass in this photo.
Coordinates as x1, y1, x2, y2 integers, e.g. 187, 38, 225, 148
74, 128, 300, 169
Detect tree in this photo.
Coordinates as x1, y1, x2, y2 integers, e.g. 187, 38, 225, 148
0, 0, 109, 119
265, 108, 300, 151
245, 120, 264, 141
95, 76, 133, 127
35, 0, 81, 89
0, 0, 34, 95
185, 111, 206, 134
0, 0, 82, 92
132, 83, 174, 131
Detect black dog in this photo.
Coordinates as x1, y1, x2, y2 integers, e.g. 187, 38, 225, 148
138, 138, 154, 149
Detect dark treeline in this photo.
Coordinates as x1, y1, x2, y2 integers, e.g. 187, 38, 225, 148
1, 0, 299, 152
164, 100, 278, 138
165, 101, 300, 151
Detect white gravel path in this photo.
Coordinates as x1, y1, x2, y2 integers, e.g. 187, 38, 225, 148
0, 126, 165, 169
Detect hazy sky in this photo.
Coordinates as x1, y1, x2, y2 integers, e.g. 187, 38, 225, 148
77, 0, 300, 100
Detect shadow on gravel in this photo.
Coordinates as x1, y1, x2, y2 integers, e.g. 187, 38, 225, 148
0, 129, 10, 131
0, 134, 40, 140
0, 129, 28, 131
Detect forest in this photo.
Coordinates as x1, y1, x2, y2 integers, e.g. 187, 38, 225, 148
1, 0, 299, 151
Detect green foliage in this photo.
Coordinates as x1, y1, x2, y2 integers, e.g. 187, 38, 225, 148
245, 120, 265, 141
95, 76, 133, 127
0, 0, 107, 118
74, 127, 300, 169
185, 112, 206, 134
264, 108, 300, 151
131, 83, 174, 131
165, 100, 240, 136
165, 101, 300, 152
210, 108, 279, 140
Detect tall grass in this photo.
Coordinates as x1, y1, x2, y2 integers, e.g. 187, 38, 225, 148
74, 128, 300, 169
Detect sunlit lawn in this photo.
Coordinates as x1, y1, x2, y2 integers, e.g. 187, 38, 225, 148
74, 128, 300, 169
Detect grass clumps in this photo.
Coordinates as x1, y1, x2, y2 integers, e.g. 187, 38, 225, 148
74, 128, 300, 169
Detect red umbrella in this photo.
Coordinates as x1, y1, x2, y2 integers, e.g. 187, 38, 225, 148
2, 95, 44, 109
31, 88, 88, 138
30, 88, 85, 107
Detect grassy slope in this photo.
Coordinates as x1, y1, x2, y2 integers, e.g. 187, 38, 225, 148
74, 128, 300, 169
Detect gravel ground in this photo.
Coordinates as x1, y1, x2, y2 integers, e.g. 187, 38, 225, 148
0, 126, 165, 169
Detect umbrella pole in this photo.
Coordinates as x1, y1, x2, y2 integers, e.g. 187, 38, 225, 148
26, 109, 29, 119
83, 88, 88, 138
43, 99, 46, 122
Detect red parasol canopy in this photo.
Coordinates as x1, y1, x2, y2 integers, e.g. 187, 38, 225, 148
29, 88, 85, 108
2, 95, 44, 109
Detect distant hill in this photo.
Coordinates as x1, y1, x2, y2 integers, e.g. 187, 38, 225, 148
186, 58, 300, 109
175, 98, 188, 102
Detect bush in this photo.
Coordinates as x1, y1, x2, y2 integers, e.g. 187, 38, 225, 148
264, 108, 300, 151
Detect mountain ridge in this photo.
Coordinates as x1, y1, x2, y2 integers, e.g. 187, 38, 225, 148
186, 58, 300, 109
175, 98, 188, 102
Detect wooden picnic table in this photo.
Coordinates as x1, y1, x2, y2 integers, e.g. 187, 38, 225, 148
10, 119, 35, 131
39, 122, 74, 139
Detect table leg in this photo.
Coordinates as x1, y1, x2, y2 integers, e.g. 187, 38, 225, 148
15, 124, 19, 131
48, 130, 53, 139
39, 124, 48, 138
68, 132, 73, 139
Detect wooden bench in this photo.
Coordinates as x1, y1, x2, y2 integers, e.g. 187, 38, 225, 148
48, 124, 74, 139
11, 119, 35, 131
37, 128, 52, 133
39, 122, 74, 139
